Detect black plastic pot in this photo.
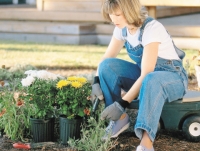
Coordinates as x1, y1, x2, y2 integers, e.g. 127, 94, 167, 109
59, 116, 83, 145
30, 117, 55, 143
0, 0, 12, 4
0, 129, 4, 138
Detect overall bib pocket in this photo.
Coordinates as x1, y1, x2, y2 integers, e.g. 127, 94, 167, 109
125, 42, 143, 64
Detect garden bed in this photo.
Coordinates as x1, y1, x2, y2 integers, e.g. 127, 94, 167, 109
0, 69, 200, 151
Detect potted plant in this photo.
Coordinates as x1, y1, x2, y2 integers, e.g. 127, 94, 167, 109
0, 79, 33, 141
55, 76, 92, 145
26, 0, 35, 5
12, 0, 18, 4
20, 70, 62, 142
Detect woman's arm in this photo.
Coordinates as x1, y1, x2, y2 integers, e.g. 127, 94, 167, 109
122, 42, 160, 103
96, 36, 124, 76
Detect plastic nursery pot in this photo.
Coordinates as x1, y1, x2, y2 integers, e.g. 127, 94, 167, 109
30, 117, 55, 143
59, 115, 83, 145
0, 129, 4, 138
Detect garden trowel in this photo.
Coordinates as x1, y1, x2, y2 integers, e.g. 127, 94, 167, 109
13, 142, 55, 149
92, 97, 101, 112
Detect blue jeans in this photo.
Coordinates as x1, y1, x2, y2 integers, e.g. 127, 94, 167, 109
98, 57, 188, 142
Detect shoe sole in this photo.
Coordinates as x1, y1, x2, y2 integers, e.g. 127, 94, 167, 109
111, 122, 130, 138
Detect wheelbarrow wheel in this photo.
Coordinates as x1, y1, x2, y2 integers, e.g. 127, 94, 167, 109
182, 115, 200, 142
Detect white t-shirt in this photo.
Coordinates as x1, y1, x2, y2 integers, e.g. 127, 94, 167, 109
113, 20, 180, 60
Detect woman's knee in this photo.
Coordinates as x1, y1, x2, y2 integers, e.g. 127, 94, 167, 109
142, 72, 160, 86
98, 58, 117, 74
140, 72, 163, 95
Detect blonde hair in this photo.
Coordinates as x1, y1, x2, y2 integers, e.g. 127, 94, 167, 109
101, 0, 147, 27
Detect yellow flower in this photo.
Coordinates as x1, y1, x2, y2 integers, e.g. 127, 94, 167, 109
67, 76, 78, 81
77, 77, 87, 83
56, 80, 70, 89
71, 81, 82, 88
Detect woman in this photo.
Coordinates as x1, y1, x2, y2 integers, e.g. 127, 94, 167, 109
91, 0, 188, 150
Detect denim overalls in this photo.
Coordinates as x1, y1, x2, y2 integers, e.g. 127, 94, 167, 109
98, 17, 188, 141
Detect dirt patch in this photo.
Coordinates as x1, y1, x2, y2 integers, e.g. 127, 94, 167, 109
0, 69, 200, 151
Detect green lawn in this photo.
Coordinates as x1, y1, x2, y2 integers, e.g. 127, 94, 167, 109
0, 40, 198, 74
0, 41, 132, 69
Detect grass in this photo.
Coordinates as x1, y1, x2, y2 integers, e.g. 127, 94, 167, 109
0, 40, 198, 74
0, 40, 132, 70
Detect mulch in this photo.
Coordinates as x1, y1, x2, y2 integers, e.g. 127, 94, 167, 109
1, 128, 200, 151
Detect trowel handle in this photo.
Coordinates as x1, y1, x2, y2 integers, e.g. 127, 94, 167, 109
92, 97, 100, 112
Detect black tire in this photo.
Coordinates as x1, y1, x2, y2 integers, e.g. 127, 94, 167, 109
182, 115, 200, 142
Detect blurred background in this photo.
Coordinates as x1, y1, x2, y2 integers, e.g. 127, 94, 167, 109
0, 0, 199, 49
0, 0, 200, 78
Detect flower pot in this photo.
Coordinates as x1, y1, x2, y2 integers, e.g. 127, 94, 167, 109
59, 116, 83, 145
30, 117, 55, 142
0, 0, 12, 4
26, 0, 36, 5
12, 0, 18, 4
0, 129, 4, 138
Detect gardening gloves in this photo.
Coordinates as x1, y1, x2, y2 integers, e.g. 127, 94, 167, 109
101, 98, 130, 121
91, 76, 104, 103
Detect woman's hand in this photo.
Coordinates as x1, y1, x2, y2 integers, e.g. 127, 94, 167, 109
101, 98, 130, 121
91, 76, 104, 103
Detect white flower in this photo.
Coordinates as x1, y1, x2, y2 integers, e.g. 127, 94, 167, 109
21, 76, 35, 87
23, 70, 64, 83
37, 70, 49, 80
37, 70, 63, 80
25, 70, 38, 77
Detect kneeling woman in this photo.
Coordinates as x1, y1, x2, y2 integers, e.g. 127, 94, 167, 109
92, 0, 188, 151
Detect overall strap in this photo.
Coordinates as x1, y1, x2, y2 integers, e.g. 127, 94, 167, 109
122, 27, 127, 37
166, 30, 185, 60
138, 17, 154, 42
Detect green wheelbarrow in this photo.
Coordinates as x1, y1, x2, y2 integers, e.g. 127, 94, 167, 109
128, 90, 200, 142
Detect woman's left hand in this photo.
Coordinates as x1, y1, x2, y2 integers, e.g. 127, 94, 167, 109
101, 102, 124, 121
101, 98, 130, 121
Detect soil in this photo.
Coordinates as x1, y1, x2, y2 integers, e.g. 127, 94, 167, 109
0, 69, 200, 151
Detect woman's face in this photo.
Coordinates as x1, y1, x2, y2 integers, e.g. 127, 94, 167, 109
109, 9, 128, 29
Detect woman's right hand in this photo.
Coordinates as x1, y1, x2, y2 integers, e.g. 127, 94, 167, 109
91, 76, 104, 103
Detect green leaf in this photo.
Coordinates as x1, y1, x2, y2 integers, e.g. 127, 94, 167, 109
72, 103, 78, 109
78, 110, 84, 117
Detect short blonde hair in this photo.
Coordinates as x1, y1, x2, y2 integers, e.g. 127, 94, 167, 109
101, 0, 147, 27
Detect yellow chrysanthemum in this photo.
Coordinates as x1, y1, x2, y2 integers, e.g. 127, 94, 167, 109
56, 80, 70, 89
77, 77, 87, 83
67, 76, 78, 81
71, 81, 82, 88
